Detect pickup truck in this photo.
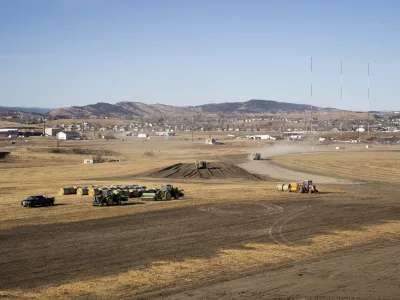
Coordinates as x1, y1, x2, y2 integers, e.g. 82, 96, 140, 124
21, 195, 55, 207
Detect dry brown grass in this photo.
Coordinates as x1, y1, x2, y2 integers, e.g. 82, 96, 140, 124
273, 149, 400, 182
45, 118, 137, 127
0, 120, 41, 127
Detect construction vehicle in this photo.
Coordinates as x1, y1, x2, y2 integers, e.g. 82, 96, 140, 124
92, 189, 129, 206
253, 153, 261, 160
296, 180, 318, 193
141, 184, 184, 201
195, 160, 207, 169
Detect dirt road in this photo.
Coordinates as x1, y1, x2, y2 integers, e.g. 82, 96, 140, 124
1, 185, 399, 299
238, 160, 355, 184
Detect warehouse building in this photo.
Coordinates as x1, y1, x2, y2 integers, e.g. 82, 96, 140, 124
0, 126, 43, 137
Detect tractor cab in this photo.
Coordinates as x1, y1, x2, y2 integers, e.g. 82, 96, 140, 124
303, 180, 313, 187
161, 184, 172, 192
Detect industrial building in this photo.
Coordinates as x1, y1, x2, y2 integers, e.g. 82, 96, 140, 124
0, 126, 43, 137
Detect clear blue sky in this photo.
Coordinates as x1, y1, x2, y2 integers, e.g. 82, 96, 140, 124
0, 0, 399, 111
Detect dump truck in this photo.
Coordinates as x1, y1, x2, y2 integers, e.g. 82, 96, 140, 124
141, 184, 184, 201
195, 160, 207, 169
253, 153, 261, 160
21, 195, 55, 207
92, 189, 129, 206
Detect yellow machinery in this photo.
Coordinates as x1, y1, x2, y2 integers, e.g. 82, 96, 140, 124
253, 153, 261, 160
195, 160, 207, 169
288, 183, 298, 192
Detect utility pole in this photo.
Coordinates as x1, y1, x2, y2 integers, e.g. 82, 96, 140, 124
43, 118, 47, 137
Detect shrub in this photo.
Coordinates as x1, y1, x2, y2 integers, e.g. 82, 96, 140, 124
143, 150, 155, 157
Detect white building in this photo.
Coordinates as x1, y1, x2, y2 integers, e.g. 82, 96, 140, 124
57, 131, 81, 140
155, 131, 176, 136
45, 127, 61, 137
247, 135, 276, 141
138, 133, 148, 138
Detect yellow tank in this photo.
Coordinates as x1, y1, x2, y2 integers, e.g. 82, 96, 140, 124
289, 183, 298, 192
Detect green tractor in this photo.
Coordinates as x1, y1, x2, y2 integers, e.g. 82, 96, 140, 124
141, 184, 184, 201
92, 189, 129, 206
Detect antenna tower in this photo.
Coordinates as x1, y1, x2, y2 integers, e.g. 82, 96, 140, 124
310, 57, 313, 135
340, 60, 343, 139
368, 62, 370, 136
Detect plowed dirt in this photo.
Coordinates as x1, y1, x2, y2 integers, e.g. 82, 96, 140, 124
145, 162, 264, 181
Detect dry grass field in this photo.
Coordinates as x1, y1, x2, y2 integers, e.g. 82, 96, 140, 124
1, 136, 400, 300
273, 148, 400, 182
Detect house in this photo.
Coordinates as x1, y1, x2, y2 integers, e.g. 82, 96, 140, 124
57, 131, 81, 140
138, 133, 148, 138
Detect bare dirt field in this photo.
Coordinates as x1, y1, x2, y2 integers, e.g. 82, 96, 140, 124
1, 136, 400, 300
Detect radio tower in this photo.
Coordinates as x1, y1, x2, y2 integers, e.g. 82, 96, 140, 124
310, 57, 313, 135
340, 60, 343, 139
368, 62, 370, 136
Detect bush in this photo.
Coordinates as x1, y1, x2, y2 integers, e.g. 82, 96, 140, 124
143, 150, 155, 157
93, 155, 105, 163
104, 134, 116, 140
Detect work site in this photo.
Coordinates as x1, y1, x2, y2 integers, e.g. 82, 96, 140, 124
1, 134, 400, 300
2, 1, 400, 299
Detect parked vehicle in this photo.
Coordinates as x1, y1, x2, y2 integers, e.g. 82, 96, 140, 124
21, 195, 55, 207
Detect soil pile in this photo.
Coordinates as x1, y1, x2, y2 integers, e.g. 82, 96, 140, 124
146, 162, 263, 180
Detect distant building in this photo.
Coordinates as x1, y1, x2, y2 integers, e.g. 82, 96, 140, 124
138, 133, 148, 138
155, 131, 176, 136
83, 158, 94, 164
57, 131, 81, 140
45, 127, 61, 137
0, 126, 42, 137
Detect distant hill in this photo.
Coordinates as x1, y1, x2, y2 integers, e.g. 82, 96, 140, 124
47, 99, 332, 119
0, 106, 52, 114
192, 99, 322, 114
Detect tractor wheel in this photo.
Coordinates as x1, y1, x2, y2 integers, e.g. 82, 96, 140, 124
297, 186, 303, 193
165, 192, 171, 200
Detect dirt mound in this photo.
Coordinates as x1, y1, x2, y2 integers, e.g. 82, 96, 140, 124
146, 162, 264, 181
